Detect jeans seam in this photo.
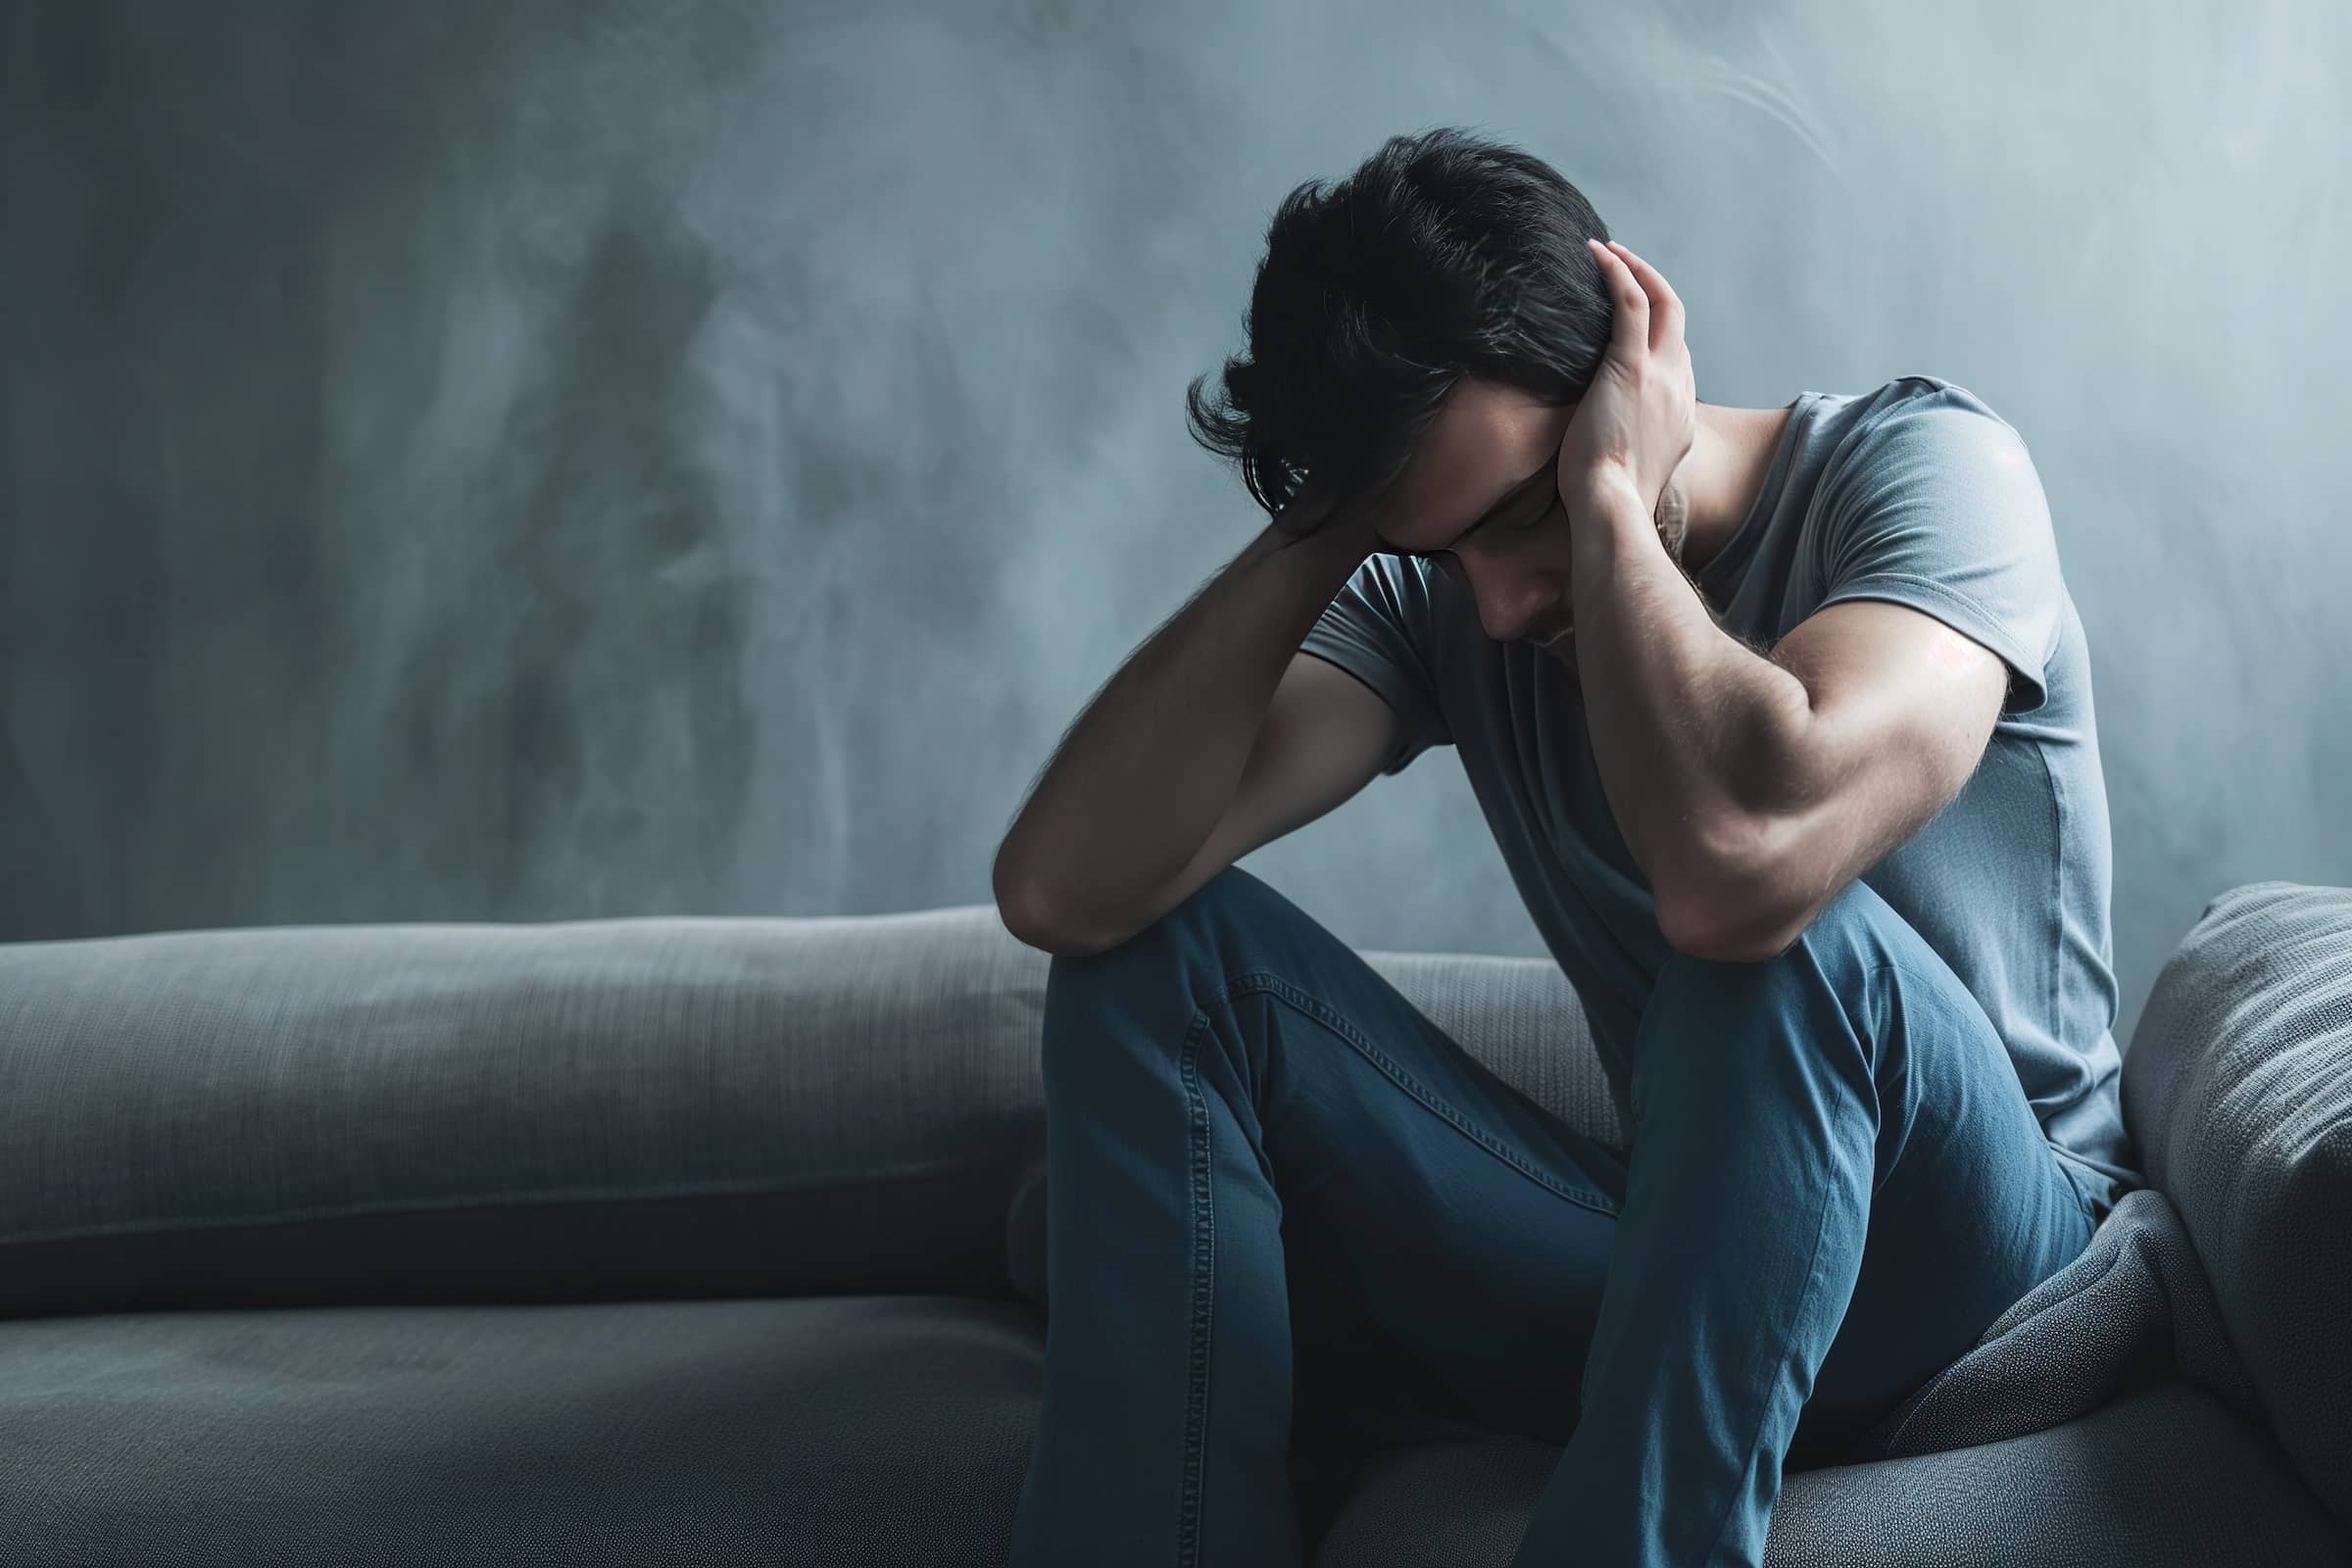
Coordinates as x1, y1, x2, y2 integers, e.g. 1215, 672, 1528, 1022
1699, 1089, 1859, 1562
1207, 967, 1617, 1219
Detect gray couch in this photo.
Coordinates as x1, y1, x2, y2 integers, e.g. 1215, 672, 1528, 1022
2, 880, 2346, 1565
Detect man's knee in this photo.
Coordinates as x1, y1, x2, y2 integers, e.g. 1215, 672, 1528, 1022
1642, 877, 1927, 1093
1658, 876, 1918, 998
1047, 863, 1274, 976
1037, 864, 1279, 1081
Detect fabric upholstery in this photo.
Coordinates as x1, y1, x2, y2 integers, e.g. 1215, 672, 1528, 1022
0, 907, 1050, 1319
6, 1294, 2339, 1568
2121, 880, 2352, 1525
1317, 1380, 2352, 1567
1848, 1186, 2260, 1459
3, 883, 2345, 1562
0, 1294, 1048, 1566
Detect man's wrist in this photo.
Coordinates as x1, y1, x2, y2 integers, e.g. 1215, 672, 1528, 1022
1568, 470, 1658, 556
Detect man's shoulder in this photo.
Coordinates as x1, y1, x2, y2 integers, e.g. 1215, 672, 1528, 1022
1805, 374, 2032, 503
1846, 374, 2021, 446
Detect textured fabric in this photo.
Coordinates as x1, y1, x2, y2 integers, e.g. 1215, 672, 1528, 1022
0, 1294, 1048, 1567
7, 1295, 2339, 1568
2121, 879, 2352, 1527
1301, 375, 2134, 1204
0, 906, 1047, 1318
2, 887, 2341, 1561
1849, 1186, 2260, 1459
1004, 865, 2092, 1568
1313, 1380, 2352, 1567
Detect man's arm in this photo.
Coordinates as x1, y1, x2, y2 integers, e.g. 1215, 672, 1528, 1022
1567, 481, 2006, 962
1557, 239, 2011, 961
1565, 480, 1809, 953
993, 491, 1382, 952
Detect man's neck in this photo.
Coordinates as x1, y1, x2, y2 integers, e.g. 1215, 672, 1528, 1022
1676, 399, 1798, 577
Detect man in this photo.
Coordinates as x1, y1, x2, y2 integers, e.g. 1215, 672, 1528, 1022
993, 125, 2141, 1567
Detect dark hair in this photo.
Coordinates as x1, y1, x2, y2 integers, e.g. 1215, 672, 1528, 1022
1186, 125, 1616, 537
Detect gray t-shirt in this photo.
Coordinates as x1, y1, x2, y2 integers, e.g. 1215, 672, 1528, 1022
1299, 373, 2139, 1214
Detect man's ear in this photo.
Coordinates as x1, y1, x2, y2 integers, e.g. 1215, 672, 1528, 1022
1653, 465, 1692, 560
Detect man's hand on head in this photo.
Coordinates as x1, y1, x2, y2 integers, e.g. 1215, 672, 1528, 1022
1555, 238, 1699, 529
1274, 468, 1393, 564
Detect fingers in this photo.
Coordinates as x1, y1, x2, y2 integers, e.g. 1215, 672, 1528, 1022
1585, 237, 1647, 365
1590, 236, 1684, 352
1614, 241, 1685, 354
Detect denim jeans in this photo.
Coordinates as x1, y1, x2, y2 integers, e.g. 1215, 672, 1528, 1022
1004, 864, 2099, 1568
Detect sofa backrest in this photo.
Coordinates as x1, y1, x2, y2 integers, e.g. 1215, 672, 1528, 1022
2122, 880, 2352, 1528
0, 902, 1626, 1325
0, 907, 1053, 1318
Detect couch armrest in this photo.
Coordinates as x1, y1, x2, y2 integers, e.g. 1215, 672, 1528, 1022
0, 906, 1048, 1319
2122, 879, 2352, 1529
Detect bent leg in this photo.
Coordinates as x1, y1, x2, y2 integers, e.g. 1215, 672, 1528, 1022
1004, 866, 1628, 1568
1509, 875, 2095, 1568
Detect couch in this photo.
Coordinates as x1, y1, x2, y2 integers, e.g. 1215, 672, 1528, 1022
1, 879, 2346, 1565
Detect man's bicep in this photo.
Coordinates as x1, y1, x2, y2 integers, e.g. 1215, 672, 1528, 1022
1817, 402, 2064, 716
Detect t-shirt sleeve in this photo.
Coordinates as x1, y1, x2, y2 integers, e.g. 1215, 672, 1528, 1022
1812, 394, 2066, 716
1297, 551, 1454, 775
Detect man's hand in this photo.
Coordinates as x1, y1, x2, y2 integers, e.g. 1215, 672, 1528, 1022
1555, 238, 1698, 524
1273, 465, 1393, 564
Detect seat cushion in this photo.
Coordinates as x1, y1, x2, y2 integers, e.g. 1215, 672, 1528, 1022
0, 1294, 1047, 1566
8, 1294, 2344, 1566
1847, 1187, 2260, 1460
2121, 879, 2352, 1525
1313, 1380, 2352, 1567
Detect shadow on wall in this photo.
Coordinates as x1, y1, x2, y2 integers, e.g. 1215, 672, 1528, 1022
377, 213, 760, 915
1, 727, 94, 942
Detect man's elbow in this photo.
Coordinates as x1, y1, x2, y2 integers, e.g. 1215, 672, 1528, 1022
1658, 896, 1740, 963
1656, 878, 1804, 965
1652, 808, 1817, 963
995, 877, 1118, 959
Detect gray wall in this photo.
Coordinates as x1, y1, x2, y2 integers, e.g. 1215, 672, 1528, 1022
5, 0, 2346, 1053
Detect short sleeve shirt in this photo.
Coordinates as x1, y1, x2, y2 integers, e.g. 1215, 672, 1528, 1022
1298, 374, 2139, 1213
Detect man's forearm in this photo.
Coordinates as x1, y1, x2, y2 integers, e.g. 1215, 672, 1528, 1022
993, 513, 1372, 948
1567, 480, 1813, 927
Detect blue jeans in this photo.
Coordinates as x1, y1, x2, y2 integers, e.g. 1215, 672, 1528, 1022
1004, 865, 2099, 1567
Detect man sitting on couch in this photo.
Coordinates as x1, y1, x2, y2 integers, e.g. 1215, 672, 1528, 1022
993, 124, 2142, 1568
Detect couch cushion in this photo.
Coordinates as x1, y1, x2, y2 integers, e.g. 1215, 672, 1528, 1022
1313, 1380, 2352, 1567
6, 1296, 2342, 1566
0, 906, 1047, 1318
0, 1294, 1048, 1566
1848, 1187, 2260, 1460
2122, 880, 2352, 1526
